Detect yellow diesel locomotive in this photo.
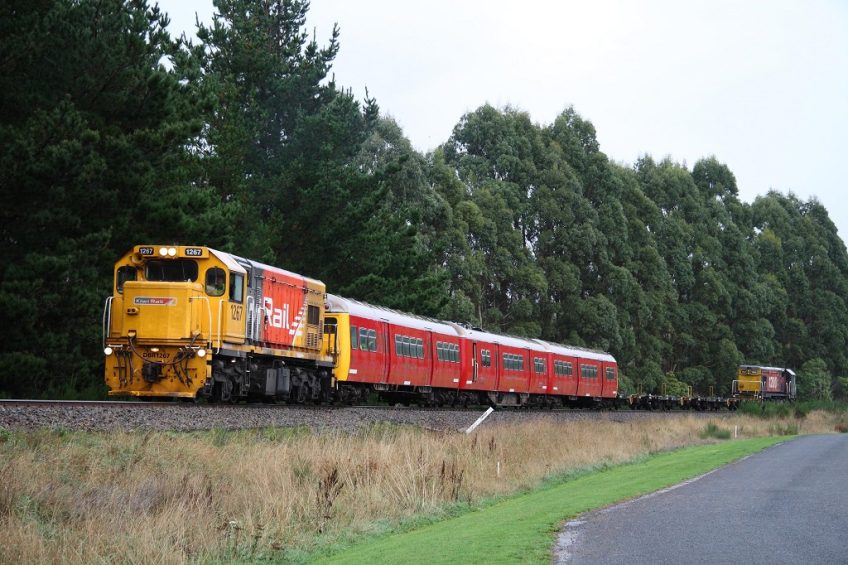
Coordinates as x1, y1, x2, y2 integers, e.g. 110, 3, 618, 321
103, 245, 336, 402
732, 365, 796, 401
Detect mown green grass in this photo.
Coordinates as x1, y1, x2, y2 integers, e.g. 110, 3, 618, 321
313, 436, 786, 564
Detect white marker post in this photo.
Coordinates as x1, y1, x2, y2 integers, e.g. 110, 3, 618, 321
465, 406, 495, 434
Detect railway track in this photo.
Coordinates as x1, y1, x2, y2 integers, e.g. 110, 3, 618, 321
0, 398, 733, 434
0, 399, 176, 407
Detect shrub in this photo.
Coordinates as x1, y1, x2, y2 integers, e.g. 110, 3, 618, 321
769, 422, 799, 436
699, 423, 731, 440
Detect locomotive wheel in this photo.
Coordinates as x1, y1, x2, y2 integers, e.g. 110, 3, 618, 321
211, 380, 233, 404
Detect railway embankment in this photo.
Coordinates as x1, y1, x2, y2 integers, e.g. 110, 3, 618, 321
0, 408, 844, 563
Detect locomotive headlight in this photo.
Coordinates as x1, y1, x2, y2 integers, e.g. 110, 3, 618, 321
159, 247, 168, 256
197, 348, 207, 358
104, 347, 113, 356
167, 247, 177, 256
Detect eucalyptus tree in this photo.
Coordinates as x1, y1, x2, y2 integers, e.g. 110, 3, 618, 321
442, 105, 547, 335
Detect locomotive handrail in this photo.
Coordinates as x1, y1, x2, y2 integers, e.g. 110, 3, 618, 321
189, 295, 213, 350
102, 296, 113, 349
216, 299, 224, 354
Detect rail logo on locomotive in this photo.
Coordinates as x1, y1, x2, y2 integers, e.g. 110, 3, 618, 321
262, 297, 291, 330
259, 274, 308, 346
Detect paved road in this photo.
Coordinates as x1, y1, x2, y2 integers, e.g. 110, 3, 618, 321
554, 435, 848, 564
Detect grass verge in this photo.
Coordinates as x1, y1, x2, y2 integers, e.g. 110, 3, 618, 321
315, 436, 785, 564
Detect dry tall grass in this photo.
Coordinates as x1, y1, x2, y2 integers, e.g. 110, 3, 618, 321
0, 412, 842, 563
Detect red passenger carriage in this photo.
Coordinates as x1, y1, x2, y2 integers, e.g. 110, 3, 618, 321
326, 294, 619, 408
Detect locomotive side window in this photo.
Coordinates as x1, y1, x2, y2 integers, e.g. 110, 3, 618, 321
116, 266, 136, 293
205, 268, 226, 296
145, 259, 198, 282
307, 305, 320, 325
351, 326, 359, 350
229, 273, 244, 303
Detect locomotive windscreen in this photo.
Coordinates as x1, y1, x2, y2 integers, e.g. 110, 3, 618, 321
145, 259, 198, 282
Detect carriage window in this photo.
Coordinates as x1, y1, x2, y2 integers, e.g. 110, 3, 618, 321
360, 328, 369, 351
417, 338, 424, 359
606, 367, 616, 381
481, 349, 491, 368
368, 329, 377, 352
555, 360, 574, 377
145, 259, 198, 282
116, 266, 136, 293
581, 365, 597, 379
229, 273, 244, 303
534, 358, 546, 374
351, 326, 359, 350
205, 268, 226, 296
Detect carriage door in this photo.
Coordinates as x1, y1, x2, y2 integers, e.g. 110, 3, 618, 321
380, 320, 390, 383
472, 342, 479, 383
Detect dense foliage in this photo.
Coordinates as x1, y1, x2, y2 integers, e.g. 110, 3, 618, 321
1, 0, 846, 400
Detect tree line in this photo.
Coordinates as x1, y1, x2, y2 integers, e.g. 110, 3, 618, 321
1, 0, 845, 400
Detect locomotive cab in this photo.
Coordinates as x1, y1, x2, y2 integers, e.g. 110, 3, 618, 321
103, 245, 245, 398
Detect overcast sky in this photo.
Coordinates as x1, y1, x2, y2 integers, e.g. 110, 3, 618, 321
158, 0, 848, 238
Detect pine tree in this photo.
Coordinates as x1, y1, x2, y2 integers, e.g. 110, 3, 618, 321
0, 0, 208, 397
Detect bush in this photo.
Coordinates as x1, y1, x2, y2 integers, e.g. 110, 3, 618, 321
737, 401, 763, 417
699, 423, 731, 440
769, 422, 799, 436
